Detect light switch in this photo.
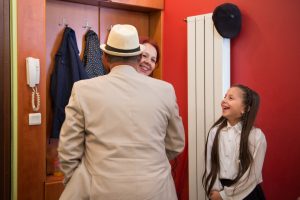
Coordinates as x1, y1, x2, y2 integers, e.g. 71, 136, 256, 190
29, 113, 41, 125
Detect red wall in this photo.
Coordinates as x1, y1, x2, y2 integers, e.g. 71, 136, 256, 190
163, 0, 300, 199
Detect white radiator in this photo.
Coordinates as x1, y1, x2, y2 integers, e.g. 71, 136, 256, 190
187, 13, 230, 200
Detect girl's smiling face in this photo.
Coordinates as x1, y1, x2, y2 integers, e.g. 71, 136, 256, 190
221, 87, 246, 125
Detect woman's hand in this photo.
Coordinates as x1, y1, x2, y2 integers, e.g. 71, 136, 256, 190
209, 190, 223, 200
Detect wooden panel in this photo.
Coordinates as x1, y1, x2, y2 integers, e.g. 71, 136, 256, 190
108, 0, 163, 9
45, 176, 64, 200
149, 11, 163, 79
0, 0, 11, 199
99, 7, 149, 44
46, 0, 99, 175
99, 0, 164, 11
48, 0, 164, 11
17, 0, 46, 199
48, 0, 99, 6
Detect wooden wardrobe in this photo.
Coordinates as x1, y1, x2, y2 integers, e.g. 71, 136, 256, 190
16, 0, 164, 199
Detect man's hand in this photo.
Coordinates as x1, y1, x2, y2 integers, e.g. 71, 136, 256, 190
209, 190, 223, 200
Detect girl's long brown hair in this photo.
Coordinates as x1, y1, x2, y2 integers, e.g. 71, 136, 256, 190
202, 84, 260, 196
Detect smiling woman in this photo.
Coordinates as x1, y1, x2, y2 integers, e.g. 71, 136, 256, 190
136, 37, 160, 77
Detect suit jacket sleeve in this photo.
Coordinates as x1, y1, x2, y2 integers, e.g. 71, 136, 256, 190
164, 85, 185, 160
58, 83, 85, 184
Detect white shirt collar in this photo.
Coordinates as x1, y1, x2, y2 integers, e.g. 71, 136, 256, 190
110, 65, 137, 74
226, 121, 242, 133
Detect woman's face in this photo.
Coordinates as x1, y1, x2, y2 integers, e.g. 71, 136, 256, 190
136, 43, 157, 76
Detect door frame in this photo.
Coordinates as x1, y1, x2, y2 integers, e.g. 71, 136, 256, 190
0, 0, 11, 199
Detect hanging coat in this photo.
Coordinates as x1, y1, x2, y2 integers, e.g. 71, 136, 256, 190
83, 30, 106, 78
50, 27, 88, 138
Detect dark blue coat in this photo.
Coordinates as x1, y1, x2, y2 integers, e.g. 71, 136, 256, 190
50, 27, 88, 138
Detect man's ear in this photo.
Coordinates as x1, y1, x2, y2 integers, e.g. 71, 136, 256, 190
102, 53, 110, 72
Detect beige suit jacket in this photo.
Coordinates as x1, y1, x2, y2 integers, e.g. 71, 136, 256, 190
58, 65, 185, 200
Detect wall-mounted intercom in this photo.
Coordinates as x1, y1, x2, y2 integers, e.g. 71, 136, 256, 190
26, 57, 41, 119
26, 57, 40, 87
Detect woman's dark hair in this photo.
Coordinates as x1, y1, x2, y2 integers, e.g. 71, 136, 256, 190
202, 84, 260, 196
139, 37, 160, 64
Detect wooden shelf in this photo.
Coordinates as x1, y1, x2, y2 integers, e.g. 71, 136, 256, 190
46, 175, 64, 183
47, 0, 164, 11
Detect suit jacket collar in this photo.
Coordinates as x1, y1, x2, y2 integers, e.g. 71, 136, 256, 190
110, 65, 137, 75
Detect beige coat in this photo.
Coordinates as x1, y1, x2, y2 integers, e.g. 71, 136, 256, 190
58, 65, 185, 200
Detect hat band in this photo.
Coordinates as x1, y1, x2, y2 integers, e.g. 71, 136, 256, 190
105, 44, 140, 53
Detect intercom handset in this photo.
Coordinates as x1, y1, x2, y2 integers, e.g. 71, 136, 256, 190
26, 57, 41, 112
26, 57, 40, 87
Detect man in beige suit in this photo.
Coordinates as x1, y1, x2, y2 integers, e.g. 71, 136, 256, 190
58, 24, 185, 200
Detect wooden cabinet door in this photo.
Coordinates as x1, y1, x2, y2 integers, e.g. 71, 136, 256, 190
99, 7, 149, 44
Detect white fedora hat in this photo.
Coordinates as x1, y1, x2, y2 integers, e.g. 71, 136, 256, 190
100, 24, 145, 57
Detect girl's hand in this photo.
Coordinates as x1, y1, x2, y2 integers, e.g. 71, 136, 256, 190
209, 190, 223, 200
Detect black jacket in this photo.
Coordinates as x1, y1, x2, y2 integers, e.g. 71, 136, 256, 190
50, 27, 88, 138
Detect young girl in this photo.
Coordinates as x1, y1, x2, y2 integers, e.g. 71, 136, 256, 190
203, 84, 267, 200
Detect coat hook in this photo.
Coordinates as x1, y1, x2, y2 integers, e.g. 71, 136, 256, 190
59, 18, 68, 27
83, 20, 92, 30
